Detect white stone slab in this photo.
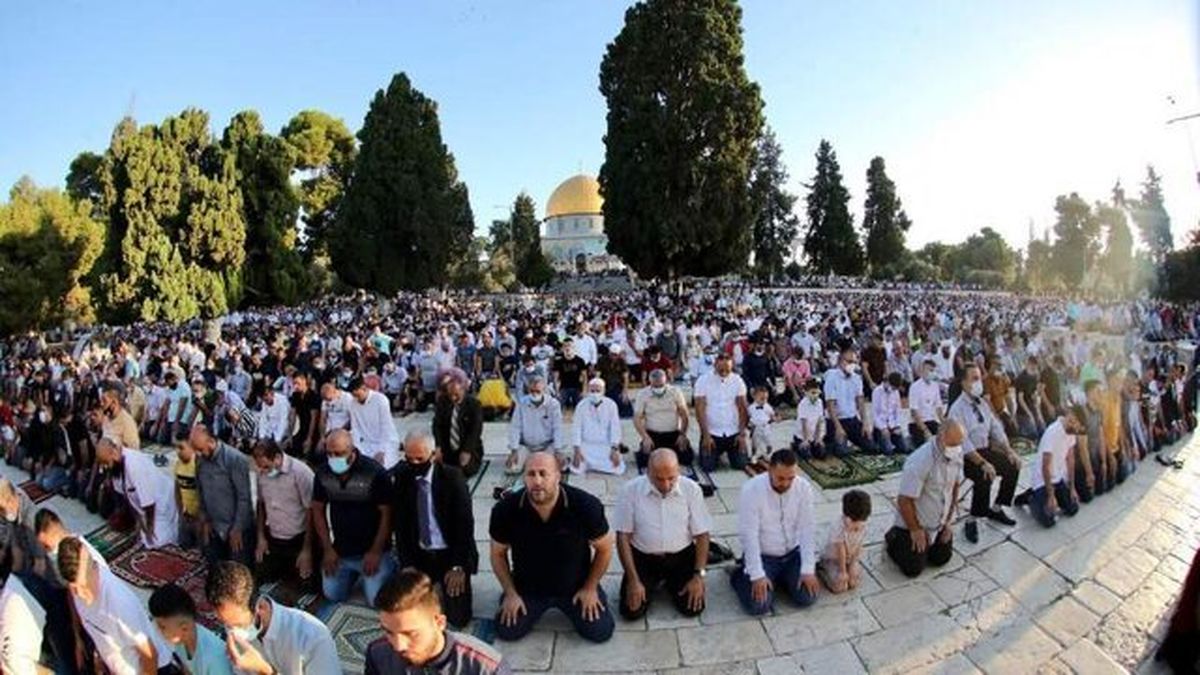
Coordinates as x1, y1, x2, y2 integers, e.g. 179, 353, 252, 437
678, 620, 775, 666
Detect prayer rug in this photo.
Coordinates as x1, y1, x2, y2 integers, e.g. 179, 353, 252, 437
797, 454, 877, 490
324, 602, 382, 675
111, 544, 206, 589
179, 573, 221, 632
83, 523, 138, 562
18, 480, 53, 504
851, 453, 907, 478
258, 580, 327, 617
1012, 437, 1036, 456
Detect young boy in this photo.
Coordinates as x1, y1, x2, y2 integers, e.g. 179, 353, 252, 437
149, 583, 235, 675
174, 438, 202, 549
1015, 406, 1084, 528
818, 489, 871, 593
792, 380, 825, 459
747, 386, 776, 465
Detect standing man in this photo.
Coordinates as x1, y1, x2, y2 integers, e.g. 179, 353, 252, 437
571, 377, 625, 475
431, 369, 484, 478
252, 439, 315, 587
505, 377, 565, 474
366, 569, 510, 675
553, 338, 588, 410
823, 348, 876, 457
288, 373, 322, 461
256, 383, 292, 447
191, 424, 255, 566
632, 368, 692, 471
489, 453, 615, 643
613, 448, 710, 619
392, 430, 476, 628
693, 353, 749, 472
97, 381, 140, 450
731, 449, 819, 616
886, 421, 964, 578
95, 437, 178, 549
349, 376, 402, 470
948, 364, 1021, 542
312, 430, 396, 606
318, 381, 354, 440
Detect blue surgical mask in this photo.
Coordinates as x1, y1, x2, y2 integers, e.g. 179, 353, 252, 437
328, 456, 350, 475
266, 468, 282, 479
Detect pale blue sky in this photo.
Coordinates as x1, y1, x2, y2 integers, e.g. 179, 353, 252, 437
2, 0, 1197, 249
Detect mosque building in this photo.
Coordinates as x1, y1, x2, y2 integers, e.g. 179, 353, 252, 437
540, 173, 623, 273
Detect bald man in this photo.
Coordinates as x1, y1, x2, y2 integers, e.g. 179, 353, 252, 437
613, 448, 711, 619
886, 420, 965, 578
489, 453, 615, 643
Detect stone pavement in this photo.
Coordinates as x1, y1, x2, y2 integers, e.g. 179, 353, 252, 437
6, 412, 1195, 674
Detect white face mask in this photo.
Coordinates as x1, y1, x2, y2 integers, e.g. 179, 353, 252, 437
969, 380, 984, 398
651, 386, 666, 397
942, 443, 963, 461
588, 392, 604, 404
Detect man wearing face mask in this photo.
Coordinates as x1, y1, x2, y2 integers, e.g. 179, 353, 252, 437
97, 381, 140, 450
514, 354, 547, 399
908, 360, 944, 444
571, 377, 625, 475
312, 430, 395, 606
822, 348, 876, 457
505, 377, 565, 475
207, 560, 339, 675
391, 430, 476, 628
886, 420, 965, 578
252, 439, 315, 588
947, 364, 1021, 542
633, 369, 692, 471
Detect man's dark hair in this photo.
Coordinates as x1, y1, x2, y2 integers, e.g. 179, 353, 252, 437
251, 438, 284, 460
149, 583, 197, 619
57, 536, 84, 584
769, 448, 798, 467
843, 489, 872, 521
962, 363, 982, 381
1069, 405, 1088, 425
347, 376, 366, 392
375, 567, 441, 614
34, 507, 61, 535
205, 561, 255, 609
887, 372, 903, 389
1082, 379, 1102, 397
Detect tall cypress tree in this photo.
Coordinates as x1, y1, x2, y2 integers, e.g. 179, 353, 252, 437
330, 73, 474, 293
748, 128, 800, 280
599, 0, 763, 279
862, 156, 910, 277
1050, 192, 1100, 289
803, 140, 862, 275
1129, 165, 1173, 264
508, 192, 552, 287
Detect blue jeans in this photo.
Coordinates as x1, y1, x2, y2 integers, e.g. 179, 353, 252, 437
322, 552, 397, 606
39, 465, 69, 493
730, 547, 817, 616
495, 587, 615, 643
823, 417, 875, 458
873, 429, 911, 456
699, 434, 747, 472
1029, 480, 1079, 528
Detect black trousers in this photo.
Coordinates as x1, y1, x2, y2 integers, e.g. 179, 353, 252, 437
405, 548, 473, 628
962, 444, 1020, 517
619, 545, 703, 619
257, 532, 315, 588
636, 430, 695, 470
885, 526, 952, 578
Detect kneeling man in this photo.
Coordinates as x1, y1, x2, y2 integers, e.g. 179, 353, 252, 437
886, 421, 965, 578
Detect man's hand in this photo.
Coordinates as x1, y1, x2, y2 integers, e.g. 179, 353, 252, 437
679, 575, 705, 612
736, 433, 748, 453
609, 448, 621, 468
458, 451, 472, 469
639, 436, 654, 453
499, 591, 527, 627
505, 450, 519, 471
229, 529, 243, 555
1069, 487, 1079, 505
573, 585, 605, 622
373, 452, 384, 465
937, 526, 953, 544
226, 632, 274, 675
363, 549, 381, 576
1085, 473, 1095, 492
573, 448, 584, 468
199, 520, 211, 546
322, 547, 339, 576
624, 578, 646, 613
255, 537, 269, 564
911, 529, 929, 554
674, 434, 688, 451
981, 461, 997, 482
1046, 492, 1059, 515
296, 549, 312, 579
835, 425, 847, 443
444, 568, 466, 597
750, 577, 773, 605
799, 573, 820, 596
700, 433, 714, 453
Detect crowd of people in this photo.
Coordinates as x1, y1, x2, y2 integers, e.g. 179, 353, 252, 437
0, 282, 1197, 674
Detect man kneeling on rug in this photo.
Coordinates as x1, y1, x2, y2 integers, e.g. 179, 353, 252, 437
886, 420, 965, 578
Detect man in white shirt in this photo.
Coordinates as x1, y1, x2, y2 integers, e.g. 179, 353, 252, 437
1014, 408, 1083, 528
613, 449, 711, 619
319, 381, 354, 439
823, 348, 876, 457
731, 449, 819, 615
349, 376, 401, 469
571, 377, 625, 475
908, 360, 944, 443
0, 563, 46, 675
207, 561, 340, 675
574, 323, 599, 367
256, 384, 292, 446
887, 421, 964, 578
58, 536, 175, 675
693, 354, 749, 472
871, 373, 911, 455
96, 437, 178, 549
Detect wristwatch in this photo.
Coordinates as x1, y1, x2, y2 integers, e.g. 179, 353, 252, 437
694, 567, 707, 578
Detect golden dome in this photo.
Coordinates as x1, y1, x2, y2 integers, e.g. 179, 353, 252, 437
545, 174, 603, 218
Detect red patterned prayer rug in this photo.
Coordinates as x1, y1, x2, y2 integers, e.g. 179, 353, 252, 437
110, 544, 206, 589
17, 480, 53, 504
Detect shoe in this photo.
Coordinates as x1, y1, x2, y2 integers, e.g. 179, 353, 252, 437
987, 507, 1016, 526
964, 519, 979, 543
1014, 491, 1030, 507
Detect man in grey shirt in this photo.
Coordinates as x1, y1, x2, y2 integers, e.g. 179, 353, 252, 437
947, 364, 1021, 542
191, 425, 255, 566
505, 377, 564, 475
886, 421, 965, 577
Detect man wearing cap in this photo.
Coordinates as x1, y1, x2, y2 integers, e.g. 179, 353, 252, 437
349, 376, 401, 470
632, 369, 692, 470
571, 377, 625, 475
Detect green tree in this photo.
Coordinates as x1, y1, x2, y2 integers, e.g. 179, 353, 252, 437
93, 110, 247, 323
803, 139, 863, 275
946, 227, 1017, 287
281, 110, 357, 259
330, 73, 475, 293
488, 219, 512, 255
222, 111, 309, 307
446, 235, 488, 289
65, 151, 105, 217
1097, 183, 1133, 294
0, 179, 104, 333
1049, 192, 1101, 289
1129, 165, 1173, 264
1024, 235, 1057, 292
862, 156, 911, 278
598, 0, 763, 278
748, 128, 800, 280
507, 192, 553, 288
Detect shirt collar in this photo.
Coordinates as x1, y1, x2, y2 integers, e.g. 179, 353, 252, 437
640, 476, 681, 498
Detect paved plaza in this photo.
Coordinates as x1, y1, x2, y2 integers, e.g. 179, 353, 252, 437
6, 414, 1194, 674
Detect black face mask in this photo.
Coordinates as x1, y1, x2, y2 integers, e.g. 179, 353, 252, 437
406, 459, 432, 476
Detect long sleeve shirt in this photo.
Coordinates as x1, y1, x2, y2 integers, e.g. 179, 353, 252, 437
196, 442, 254, 536
737, 473, 817, 580
257, 396, 292, 443
349, 390, 400, 468
507, 396, 564, 451
571, 397, 622, 448
871, 384, 904, 430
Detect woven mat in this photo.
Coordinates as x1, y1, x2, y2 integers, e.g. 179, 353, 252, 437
110, 544, 206, 588
84, 524, 138, 562
1012, 437, 1036, 456
18, 480, 54, 504
797, 454, 878, 490
851, 453, 907, 478
323, 603, 382, 675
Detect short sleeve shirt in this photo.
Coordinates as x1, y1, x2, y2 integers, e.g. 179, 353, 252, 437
895, 439, 964, 536
633, 386, 686, 433
312, 456, 391, 557
489, 484, 608, 597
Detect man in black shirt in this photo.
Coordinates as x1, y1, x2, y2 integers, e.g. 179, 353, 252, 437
489, 452, 615, 643
552, 339, 588, 410
313, 430, 396, 606
1014, 356, 1045, 440
289, 373, 322, 460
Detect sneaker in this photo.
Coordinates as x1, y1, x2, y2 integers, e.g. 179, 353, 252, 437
987, 507, 1016, 526
1013, 490, 1031, 507
964, 519, 979, 543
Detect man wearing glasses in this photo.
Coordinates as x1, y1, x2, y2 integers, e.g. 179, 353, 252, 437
948, 364, 1021, 543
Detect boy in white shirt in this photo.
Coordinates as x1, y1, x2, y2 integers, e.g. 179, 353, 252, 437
791, 381, 825, 459
1014, 407, 1084, 527
747, 386, 776, 464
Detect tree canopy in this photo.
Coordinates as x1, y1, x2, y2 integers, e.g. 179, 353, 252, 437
748, 128, 800, 280
803, 139, 862, 275
862, 156, 911, 278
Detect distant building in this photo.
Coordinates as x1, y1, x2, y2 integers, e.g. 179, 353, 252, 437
541, 174, 622, 273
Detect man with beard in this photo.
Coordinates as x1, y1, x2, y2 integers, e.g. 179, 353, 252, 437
97, 381, 139, 450
94, 436, 178, 548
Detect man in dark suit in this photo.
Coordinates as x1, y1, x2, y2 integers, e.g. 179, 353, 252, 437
432, 368, 484, 477
392, 429, 477, 628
